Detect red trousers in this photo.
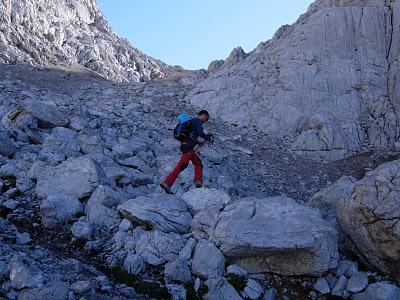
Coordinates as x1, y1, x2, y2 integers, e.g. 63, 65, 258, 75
164, 150, 203, 187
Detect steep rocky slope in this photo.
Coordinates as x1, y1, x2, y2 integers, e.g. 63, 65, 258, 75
0, 0, 182, 82
187, 0, 400, 161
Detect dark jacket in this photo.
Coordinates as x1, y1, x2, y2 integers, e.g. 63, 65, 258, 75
180, 118, 210, 153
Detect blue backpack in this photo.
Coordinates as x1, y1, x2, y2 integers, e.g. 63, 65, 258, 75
174, 114, 192, 141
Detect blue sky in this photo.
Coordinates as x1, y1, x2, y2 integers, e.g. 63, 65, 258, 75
97, 1, 314, 70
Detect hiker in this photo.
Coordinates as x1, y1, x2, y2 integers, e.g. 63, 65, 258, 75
160, 110, 214, 194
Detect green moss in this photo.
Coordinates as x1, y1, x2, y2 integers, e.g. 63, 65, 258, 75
227, 274, 247, 291
198, 284, 209, 297
134, 281, 170, 299
111, 266, 137, 287
184, 282, 209, 300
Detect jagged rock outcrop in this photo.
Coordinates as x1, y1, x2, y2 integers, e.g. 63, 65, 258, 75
0, 0, 179, 82
187, 0, 400, 161
338, 159, 400, 280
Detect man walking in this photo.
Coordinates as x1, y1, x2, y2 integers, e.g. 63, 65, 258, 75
160, 110, 213, 194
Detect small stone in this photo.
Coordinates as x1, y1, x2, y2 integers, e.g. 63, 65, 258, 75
243, 279, 263, 299
227, 264, 248, 277
123, 253, 145, 275
164, 258, 192, 283
71, 220, 92, 240
346, 272, 368, 293
332, 275, 347, 296
314, 277, 330, 294
70, 280, 92, 295
119, 219, 132, 231
16, 232, 31, 245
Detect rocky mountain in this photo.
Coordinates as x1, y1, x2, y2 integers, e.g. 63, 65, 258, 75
187, 0, 400, 161
0, 0, 181, 82
1, 0, 400, 299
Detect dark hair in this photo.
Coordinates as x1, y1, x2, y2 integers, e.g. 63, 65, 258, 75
198, 110, 210, 117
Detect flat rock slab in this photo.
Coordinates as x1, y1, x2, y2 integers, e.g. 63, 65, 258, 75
117, 195, 192, 234
181, 188, 231, 214
210, 196, 339, 276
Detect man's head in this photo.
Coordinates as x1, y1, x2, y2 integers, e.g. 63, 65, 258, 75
197, 110, 210, 123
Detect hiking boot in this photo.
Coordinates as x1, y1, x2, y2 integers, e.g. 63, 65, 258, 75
195, 180, 202, 188
160, 182, 173, 194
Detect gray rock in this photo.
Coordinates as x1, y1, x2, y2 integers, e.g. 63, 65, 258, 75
0, 128, 16, 157
204, 276, 243, 300
314, 277, 331, 295
18, 282, 70, 300
210, 196, 338, 276
39, 127, 80, 163
85, 199, 120, 230
352, 282, 400, 300
191, 205, 221, 239
36, 156, 110, 199
22, 99, 69, 128
70, 280, 92, 295
117, 195, 192, 234
191, 239, 225, 279
164, 258, 192, 283
70, 116, 87, 131
135, 230, 186, 266
332, 275, 347, 297
308, 176, 356, 220
89, 185, 119, 208
40, 194, 82, 228
71, 219, 92, 240
227, 264, 248, 277
243, 279, 263, 299
346, 272, 368, 294
264, 288, 277, 300
336, 260, 358, 277
16, 232, 31, 245
78, 134, 103, 154
9, 258, 44, 290
167, 284, 187, 300
338, 160, 400, 280
119, 218, 132, 232
178, 238, 197, 260
181, 188, 231, 214
123, 253, 145, 275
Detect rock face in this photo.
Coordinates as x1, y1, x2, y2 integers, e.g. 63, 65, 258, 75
210, 196, 339, 276
0, 0, 178, 82
186, 0, 400, 161
338, 160, 400, 280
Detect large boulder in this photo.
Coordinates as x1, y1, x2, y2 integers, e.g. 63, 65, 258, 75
338, 160, 400, 280
181, 188, 231, 214
210, 196, 339, 276
35, 156, 110, 199
117, 195, 192, 234
40, 193, 83, 228
308, 176, 356, 220
22, 99, 69, 128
